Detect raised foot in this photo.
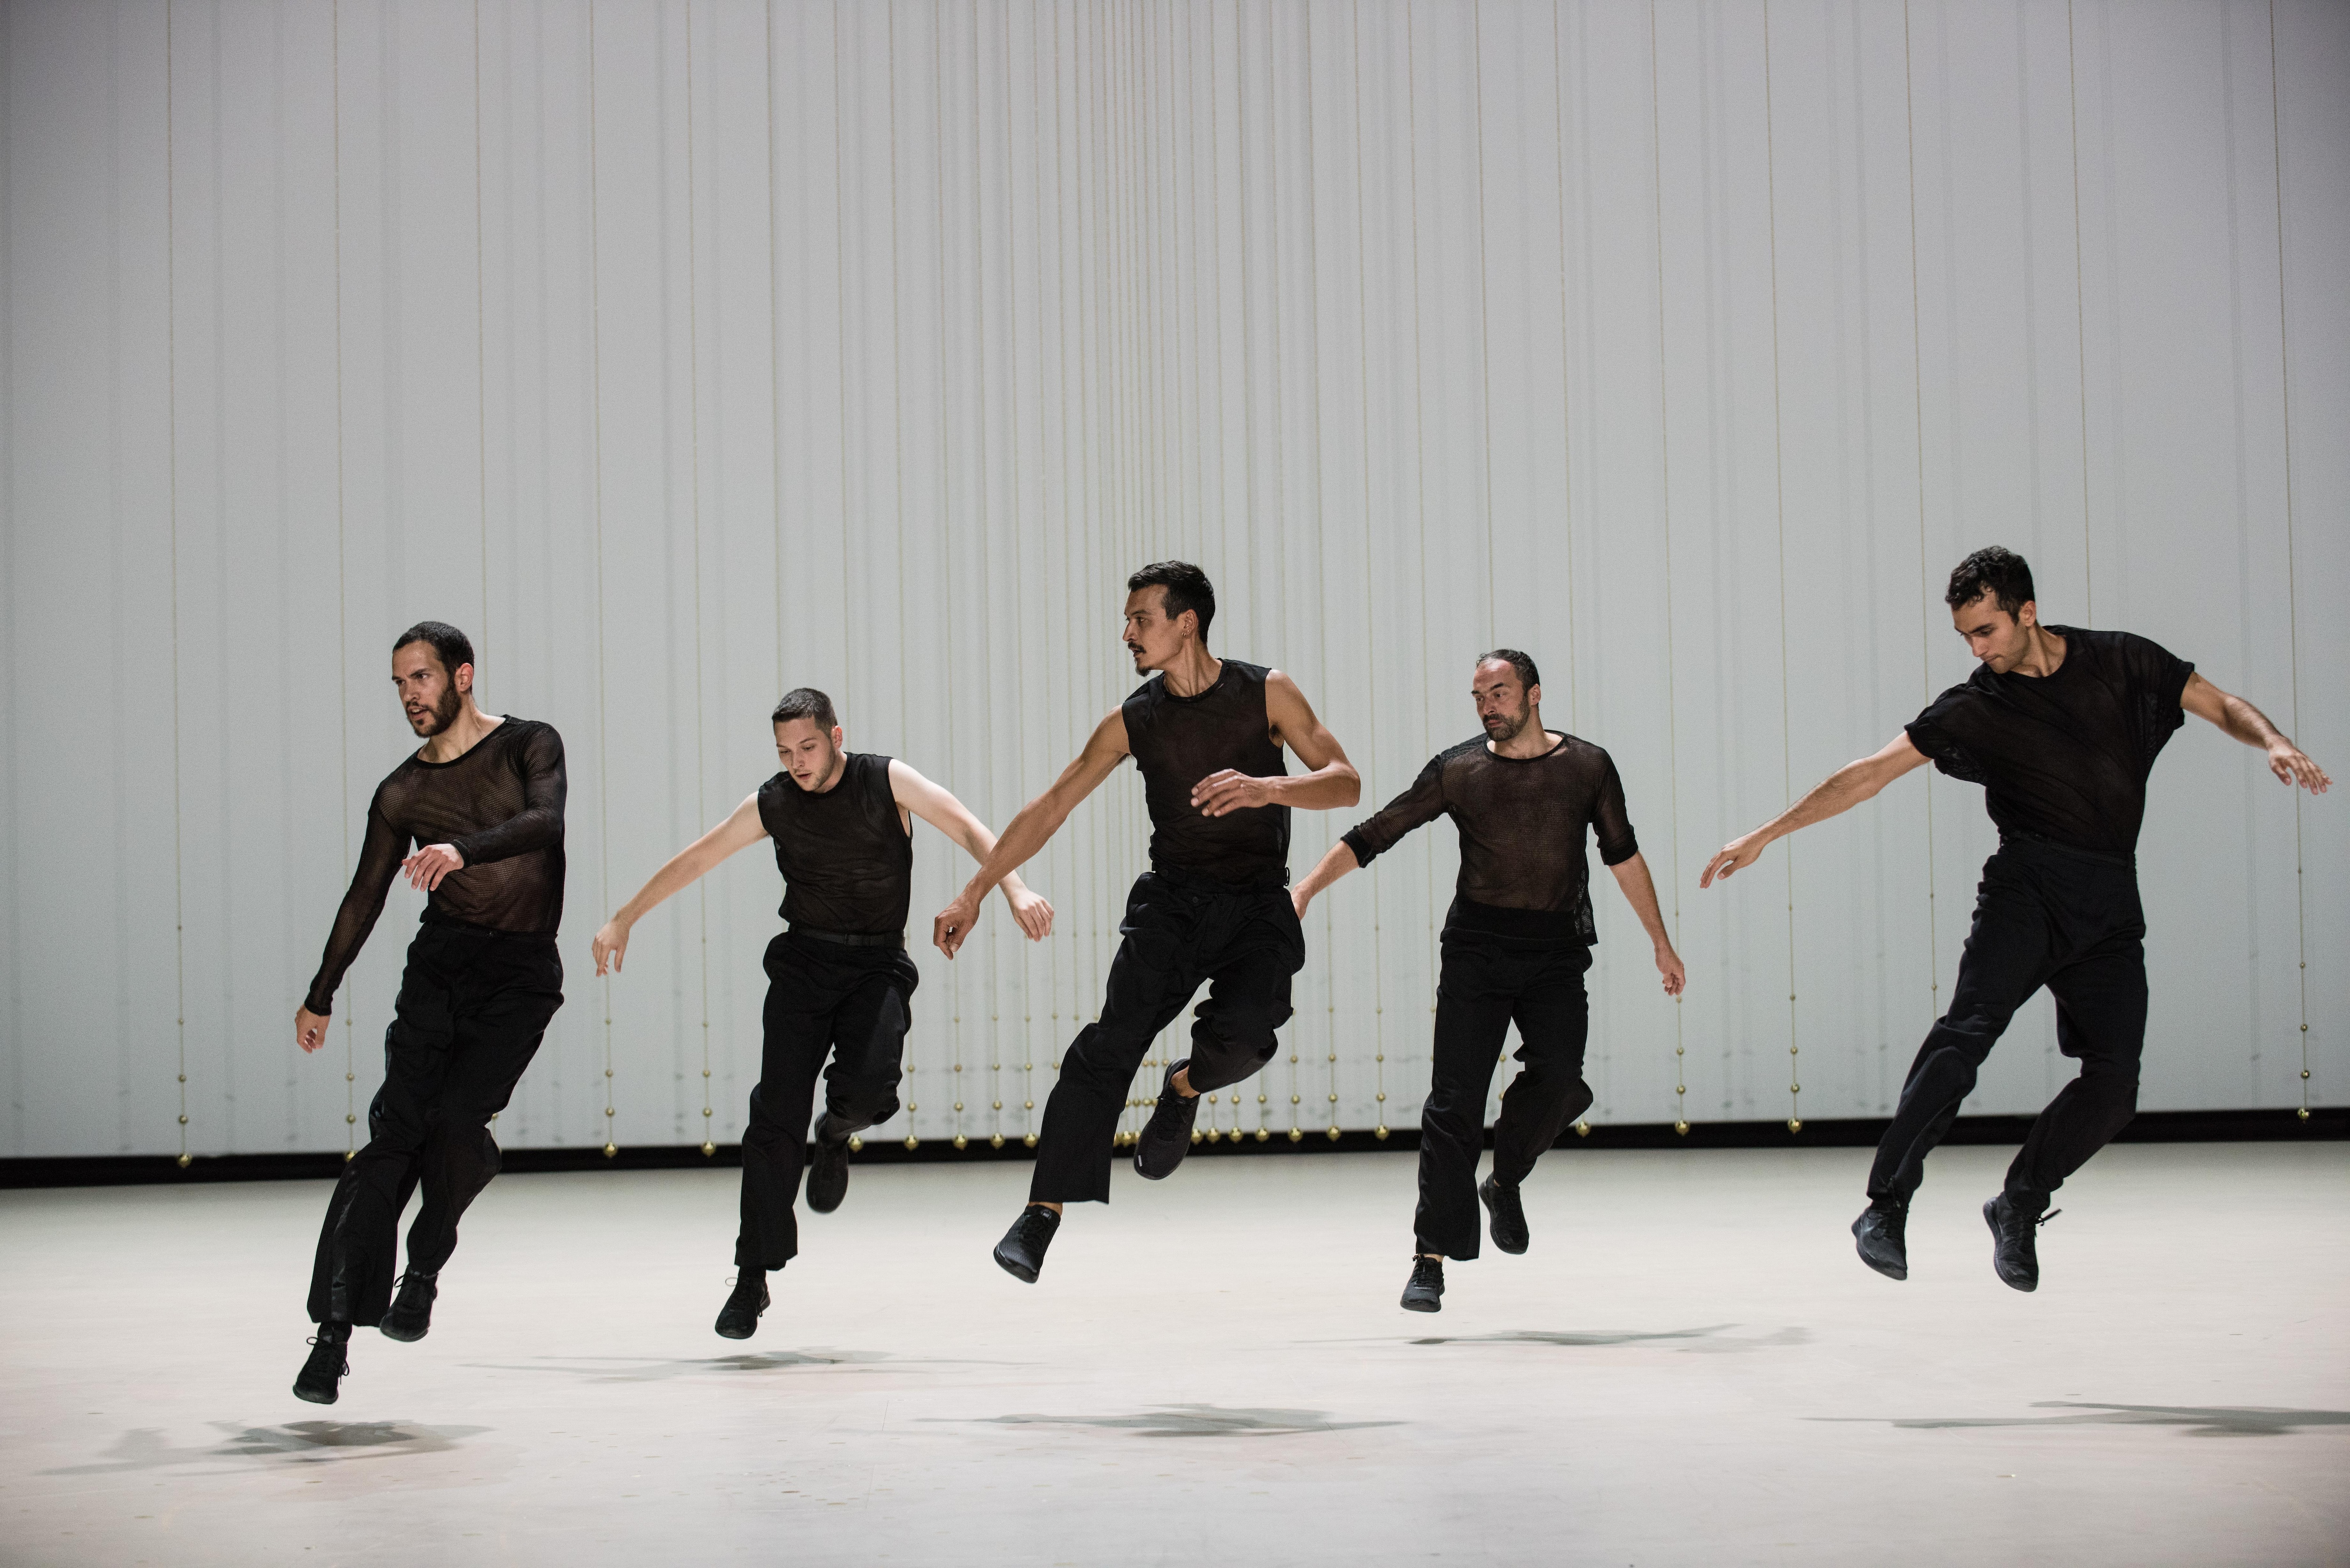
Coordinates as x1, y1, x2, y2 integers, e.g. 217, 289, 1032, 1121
1852, 1202, 1909, 1281
292, 1332, 348, 1405
715, 1272, 770, 1339
1479, 1175, 1529, 1255
994, 1204, 1061, 1284
377, 1270, 438, 1342
1133, 1060, 1200, 1181
1400, 1255, 1445, 1313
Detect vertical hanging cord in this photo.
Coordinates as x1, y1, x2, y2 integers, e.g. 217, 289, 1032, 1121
2265, 0, 2311, 1121
1647, 0, 1689, 1134
333, 0, 356, 1158
979, 0, 1004, 1152
686, 0, 714, 1155
474, 0, 490, 656
1405, 0, 1430, 1146
933, 0, 965, 1154
1347, 0, 1380, 1143
768, 0, 781, 705
1473, 0, 1495, 640
885, 0, 919, 1151
589, 0, 616, 1157
997, 0, 1026, 1151
165, 0, 191, 1170
1902, 1, 1943, 1031
2066, 1, 2092, 624
1299, 0, 1325, 1147
1762, 0, 1800, 1133
1551, 0, 1579, 736
1028, 0, 1049, 1151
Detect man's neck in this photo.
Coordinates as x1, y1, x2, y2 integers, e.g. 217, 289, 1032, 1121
418, 702, 501, 763
2007, 624, 2068, 679
1487, 719, 1562, 760
804, 751, 850, 794
1159, 646, 1223, 699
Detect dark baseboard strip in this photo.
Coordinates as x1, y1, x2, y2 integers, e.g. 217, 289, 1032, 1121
1, 1106, 2337, 1190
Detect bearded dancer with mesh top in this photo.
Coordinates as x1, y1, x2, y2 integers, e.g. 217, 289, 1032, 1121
290, 623, 568, 1404
1703, 548, 2329, 1291
591, 689, 1053, 1339
1294, 651, 1687, 1312
930, 562, 1361, 1283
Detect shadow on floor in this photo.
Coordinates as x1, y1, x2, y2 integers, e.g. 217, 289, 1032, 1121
42, 1420, 492, 1475
464, 1349, 1024, 1383
1304, 1324, 1809, 1354
1822, 1402, 2350, 1437
940, 1403, 1403, 1438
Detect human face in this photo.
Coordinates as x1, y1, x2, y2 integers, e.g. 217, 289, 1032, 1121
1472, 659, 1538, 743
1950, 592, 2037, 673
1121, 586, 1195, 673
775, 717, 846, 791
392, 642, 467, 736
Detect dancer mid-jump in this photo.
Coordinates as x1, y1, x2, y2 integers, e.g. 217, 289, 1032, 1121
931, 562, 1360, 1282
592, 689, 1051, 1339
1702, 547, 2329, 1290
291, 623, 569, 1404
1295, 650, 1685, 1312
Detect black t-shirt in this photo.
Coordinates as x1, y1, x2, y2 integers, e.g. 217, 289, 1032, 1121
305, 718, 568, 1014
1340, 732, 1638, 944
1904, 626, 2194, 855
1122, 659, 1291, 883
756, 751, 913, 936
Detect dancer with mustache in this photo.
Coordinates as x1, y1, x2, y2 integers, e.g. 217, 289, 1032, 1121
1293, 650, 1686, 1312
290, 622, 569, 1403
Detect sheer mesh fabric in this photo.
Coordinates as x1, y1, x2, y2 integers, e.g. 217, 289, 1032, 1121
1341, 733, 1637, 944
305, 718, 567, 1014
1905, 626, 2193, 855
1122, 658, 1291, 883
756, 751, 913, 936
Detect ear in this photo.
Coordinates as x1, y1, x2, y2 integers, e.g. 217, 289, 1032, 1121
1525, 682, 1541, 708
2017, 600, 2038, 629
454, 662, 475, 694
830, 725, 845, 749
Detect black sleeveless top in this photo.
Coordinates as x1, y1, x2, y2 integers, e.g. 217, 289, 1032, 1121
755, 752, 912, 936
1122, 659, 1290, 883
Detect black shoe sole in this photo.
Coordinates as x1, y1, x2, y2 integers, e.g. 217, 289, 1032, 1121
713, 1319, 758, 1340
993, 1243, 1040, 1284
1985, 1200, 2038, 1292
377, 1318, 428, 1343
1400, 1293, 1442, 1313
1852, 1215, 1908, 1281
291, 1380, 339, 1404
1479, 1178, 1529, 1256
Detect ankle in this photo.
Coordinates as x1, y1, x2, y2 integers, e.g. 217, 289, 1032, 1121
1029, 1201, 1063, 1217
315, 1320, 352, 1344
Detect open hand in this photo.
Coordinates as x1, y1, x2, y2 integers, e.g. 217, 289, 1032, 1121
295, 1006, 331, 1054
2268, 739, 2331, 794
1700, 831, 1769, 889
933, 892, 983, 958
1191, 769, 1273, 818
592, 919, 630, 976
403, 843, 465, 891
1005, 886, 1055, 941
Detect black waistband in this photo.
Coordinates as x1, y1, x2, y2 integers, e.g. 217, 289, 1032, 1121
1996, 833, 2136, 872
789, 925, 907, 949
1443, 897, 1587, 945
1144, 861, 1292, 895
421, 907, 558, 940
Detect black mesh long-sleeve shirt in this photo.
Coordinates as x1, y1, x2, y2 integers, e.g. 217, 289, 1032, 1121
303, 718, 568, 1014
1340, 733, 1639, 944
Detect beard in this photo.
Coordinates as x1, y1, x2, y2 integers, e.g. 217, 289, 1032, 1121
407, 683, 463, 736
1482, 705, 1530, 743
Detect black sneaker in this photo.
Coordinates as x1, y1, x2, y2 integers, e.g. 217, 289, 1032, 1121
806, 1124, 852, 1216
1985, 1194, 2058, 1292
377, 1270, 438, 1342
992, 1204, 1062, 1283
1480, 1175, 1529, 1255
1133, 1060, 1201, 1180
1400, 1254, 1445, 1313
1852, 1200, 1909, 1280
715, 1271, 770, 1339
292, 1328, 350, 1405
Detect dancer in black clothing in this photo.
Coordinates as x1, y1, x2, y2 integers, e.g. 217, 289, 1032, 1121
930, 562, 1360, 1283
1295, 650, 1686, 1312
592, 689, 1051, 1339
291, 623, 568, 1404
1703, 547, 2329, 1291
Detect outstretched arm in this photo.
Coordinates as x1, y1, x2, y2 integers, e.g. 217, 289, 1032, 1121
2180, 673, 2330, 793
1700, 732, 1929, 889
1191, 670, 1362, 818
888, 759, 1054, 941
1606, 851, 1687, 996
592, 795, 769, 976
933, 709, 1132, 958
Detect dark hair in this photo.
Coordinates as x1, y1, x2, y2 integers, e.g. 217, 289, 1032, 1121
1477, 648, 1541, 692
393, 621, 474, 678
771, 688, 838, 730
1944, 547, 2036, 616
1127, 561, 1216, 644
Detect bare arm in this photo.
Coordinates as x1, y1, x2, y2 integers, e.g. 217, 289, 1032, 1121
2180, 672, 2330, 793
1700, 732, 1930, 889
1606, 851, 1686, 996
1291, 839, 1362, 919
887, 759, 1054, 940
591, 795, 770, 975
1191, 670, 1363, 818
932, 709, 1132, 957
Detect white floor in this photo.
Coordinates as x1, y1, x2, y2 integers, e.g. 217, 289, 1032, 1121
1, 1141, 2345, 1567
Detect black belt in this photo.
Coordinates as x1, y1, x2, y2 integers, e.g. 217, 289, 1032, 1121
789, 926, 906, 949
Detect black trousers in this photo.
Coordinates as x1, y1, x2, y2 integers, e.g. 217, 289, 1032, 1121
1869, 836, 2146, 1209
307, 918, 563, 1325
1030, 868, 1305, 1204
736, 932, 917, 1269
1415, 934, 1594, 1259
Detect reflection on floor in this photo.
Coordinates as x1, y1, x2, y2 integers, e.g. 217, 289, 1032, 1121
2, 1142, 2343, 1564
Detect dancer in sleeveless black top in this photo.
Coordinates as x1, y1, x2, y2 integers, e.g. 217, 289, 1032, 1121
930, 562, 1361, 1284
290, 624, 569, 1404
593, 689, 1050, 1339
1295, 650, 1686, 1312
1704, 549, 2329, 1292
